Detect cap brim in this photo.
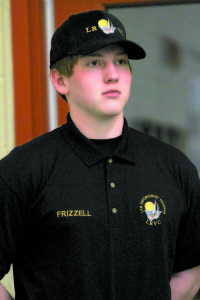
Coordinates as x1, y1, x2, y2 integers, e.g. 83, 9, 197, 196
117, 40, 146, 60
67, 39, 146, 60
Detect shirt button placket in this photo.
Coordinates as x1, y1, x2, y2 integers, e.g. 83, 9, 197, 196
106, 157, 119, 228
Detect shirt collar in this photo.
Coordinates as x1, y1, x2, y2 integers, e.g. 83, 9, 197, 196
61, 113, 137, 166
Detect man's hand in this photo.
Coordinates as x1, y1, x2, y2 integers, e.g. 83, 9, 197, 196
170, 265, 200, 300
0, 284, 14, 300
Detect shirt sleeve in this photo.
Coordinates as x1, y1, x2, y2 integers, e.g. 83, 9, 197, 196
172, 164, 200, 273
0, 174, 28, 280
0, 146, 34, 280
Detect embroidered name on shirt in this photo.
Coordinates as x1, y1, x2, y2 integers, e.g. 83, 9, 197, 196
57, 210, 92, 217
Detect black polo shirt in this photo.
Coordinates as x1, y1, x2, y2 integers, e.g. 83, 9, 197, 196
0, 113, 200, 299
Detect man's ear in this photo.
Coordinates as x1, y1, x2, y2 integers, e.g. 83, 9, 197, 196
50, 69, 69, 95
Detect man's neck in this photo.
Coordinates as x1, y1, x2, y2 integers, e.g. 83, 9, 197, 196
69, 111, 124, 139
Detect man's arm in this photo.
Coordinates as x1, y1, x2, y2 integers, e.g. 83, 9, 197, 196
170, 265, 200, 300
0, 284, 14, 300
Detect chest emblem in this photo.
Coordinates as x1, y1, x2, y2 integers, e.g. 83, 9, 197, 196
140, 195, 166, 226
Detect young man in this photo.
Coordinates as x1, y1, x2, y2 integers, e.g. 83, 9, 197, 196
0, 10, 200, 300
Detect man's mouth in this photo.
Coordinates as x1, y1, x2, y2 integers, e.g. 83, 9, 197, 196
102, 90, 121, 97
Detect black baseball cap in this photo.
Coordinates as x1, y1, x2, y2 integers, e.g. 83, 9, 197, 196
50, 10, 146, 68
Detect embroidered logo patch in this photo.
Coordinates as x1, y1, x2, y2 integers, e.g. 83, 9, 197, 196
140, 194, 166, 226
98, 19, 116, 34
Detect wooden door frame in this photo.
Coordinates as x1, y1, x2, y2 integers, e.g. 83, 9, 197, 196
11, 0, 48, 146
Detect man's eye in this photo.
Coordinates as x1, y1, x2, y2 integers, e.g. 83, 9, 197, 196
89, 60, 101, 66
116, 59, 128, 65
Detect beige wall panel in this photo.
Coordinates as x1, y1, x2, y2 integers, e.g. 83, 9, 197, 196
0, 0, 14, 160
0, 0, 15, 297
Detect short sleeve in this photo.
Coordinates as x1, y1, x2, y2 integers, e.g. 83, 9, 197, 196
0, 175, 28, 279
173, 168, 200, 273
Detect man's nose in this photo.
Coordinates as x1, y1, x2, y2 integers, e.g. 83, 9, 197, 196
104, 63, 119, 83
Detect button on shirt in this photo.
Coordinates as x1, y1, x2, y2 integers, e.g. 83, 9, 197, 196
0, 113, 200, 300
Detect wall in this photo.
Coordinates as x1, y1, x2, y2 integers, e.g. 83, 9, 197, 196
0, 0, 15, 295
109, 4, 200, 129
0, 0, 14, 159
109, 4, 200, 167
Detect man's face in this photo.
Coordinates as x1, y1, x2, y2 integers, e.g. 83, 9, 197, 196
64, 44, 132, 120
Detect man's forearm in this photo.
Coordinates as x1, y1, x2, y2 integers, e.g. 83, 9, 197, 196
170, 266, 200, 300
0, 284, 14, 300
